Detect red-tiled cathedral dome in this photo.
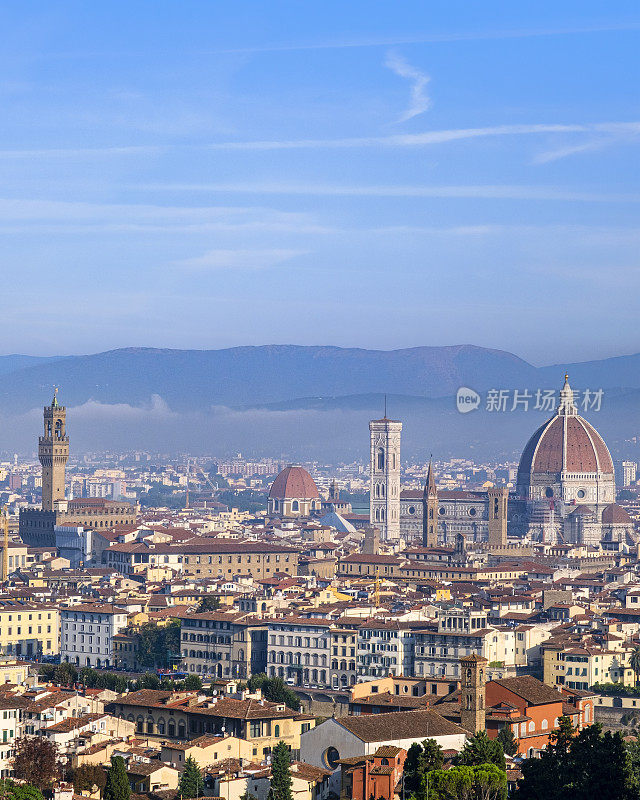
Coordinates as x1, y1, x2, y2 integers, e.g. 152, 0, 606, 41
268, 466, 320, 500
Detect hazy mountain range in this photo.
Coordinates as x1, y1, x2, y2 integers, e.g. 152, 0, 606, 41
1, 344, 639, 460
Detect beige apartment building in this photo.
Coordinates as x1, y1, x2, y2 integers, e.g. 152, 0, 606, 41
104, 540, 299, 579
0, 603, 59, 659
543, 642, 635, 690
180, 611, 268, 679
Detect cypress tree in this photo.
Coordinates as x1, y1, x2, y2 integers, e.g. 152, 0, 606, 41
178, 756, 204, 798
270, 742, 293, 800
104, 755, 130, 800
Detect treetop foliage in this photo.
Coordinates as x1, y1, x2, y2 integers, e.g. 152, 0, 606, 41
247, 674, 301, 711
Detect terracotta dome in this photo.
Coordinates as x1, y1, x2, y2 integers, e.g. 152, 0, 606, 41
518, 415, 614, 476
268, 466, 320, 500
517, 377, 613, 480
601, 503, 632, 524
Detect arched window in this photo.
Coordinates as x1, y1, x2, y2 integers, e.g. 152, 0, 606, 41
377, 448, 385, 470
291, 500, 299, 512
541, 719, 548, 730
528, 721, 535, 732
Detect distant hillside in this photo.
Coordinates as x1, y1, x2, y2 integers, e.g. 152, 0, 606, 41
0, 344, 537, 412
0, 355, 59, 375
1, 344, 639, 460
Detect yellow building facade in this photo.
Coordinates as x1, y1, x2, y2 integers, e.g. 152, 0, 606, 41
543, 644, 634, 690
0, 603, 59, 658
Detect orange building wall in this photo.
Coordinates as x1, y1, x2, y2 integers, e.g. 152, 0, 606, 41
485, 684, 564, 755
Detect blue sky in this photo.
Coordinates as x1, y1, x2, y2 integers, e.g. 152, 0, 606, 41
0, 1, 638, 363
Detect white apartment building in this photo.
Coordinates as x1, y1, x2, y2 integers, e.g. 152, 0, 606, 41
267, 618, 332, 687
61, 604, 128, 668
0, 697, 25, 778
356, 620, 415, 678
412, 606, 517, 678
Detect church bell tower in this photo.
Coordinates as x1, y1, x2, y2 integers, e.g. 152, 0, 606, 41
39, 389, 69, 511
422, 459, 438, 547
369, 414, 402, 541
487, 486, 508, 547
460, 654, 487, 734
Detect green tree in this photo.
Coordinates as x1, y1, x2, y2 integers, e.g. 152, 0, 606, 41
626, 734, 640, 794
137, 621, 181, 670
104, 755, 130, 800
247, 674, 300, 711
38, 664, 55, 683
12, 736, 60, 791
136, 672, 161, 690
269, 741, 293, 800
630, 647, 640, 687
178, 756, 204, 799
404, 742, 424, 796
79, 667, 99, 687
184, 675, 203, 691
53, 662, 77, 686
455, 731, 506, 770
496, 726, 518, 757
428, 764, 506, 800
0, 781, 44, 800
472, 763, 508, 800
69, 764, 107, 794
196, 595, 221, 612
517, 721, 633, 800
404, 740, 444, 799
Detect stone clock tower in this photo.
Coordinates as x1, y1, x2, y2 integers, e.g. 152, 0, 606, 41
369, 415, 402, 541
39, 389, 69, 511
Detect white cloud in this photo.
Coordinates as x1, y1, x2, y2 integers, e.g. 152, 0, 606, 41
385, 50, 431, 122
202, 121, 640, 151
533, 131, 639, 163
175, 248, 306, 271
0, 121, 637, 158
208, 21, 640, 54
135, 181, 640, 203
0, 198, 329, 235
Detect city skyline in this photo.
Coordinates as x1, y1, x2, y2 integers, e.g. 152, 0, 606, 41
0, 2, 638, 361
